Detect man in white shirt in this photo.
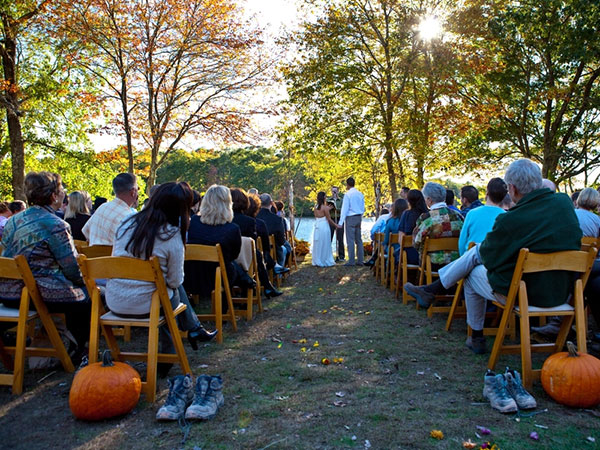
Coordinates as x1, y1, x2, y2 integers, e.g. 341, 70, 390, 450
82, 173, 138, 246
339, 177, 365, 266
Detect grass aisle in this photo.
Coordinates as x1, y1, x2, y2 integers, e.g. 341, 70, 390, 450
1, 260, 599, 449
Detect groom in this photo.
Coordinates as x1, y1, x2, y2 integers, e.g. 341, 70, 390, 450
328, 185, 345, 262
339, 177, 365, 266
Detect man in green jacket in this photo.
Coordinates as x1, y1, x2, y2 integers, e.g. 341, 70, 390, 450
404, 159, 581, 354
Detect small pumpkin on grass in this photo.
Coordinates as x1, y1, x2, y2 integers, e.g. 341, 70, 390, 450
541, 341, 600, 408
70, 350, 142, 421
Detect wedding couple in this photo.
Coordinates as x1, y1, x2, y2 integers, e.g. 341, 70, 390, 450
312, 177, 365, 267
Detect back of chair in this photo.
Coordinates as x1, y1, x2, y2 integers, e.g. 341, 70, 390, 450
78, 245, 112, 258
423, 237, 459, 253
0, 256, 23, 280
185, 243, 221, 263
506, 247, 597, 301
78, 255, 159, 282
401, 235, 412, 248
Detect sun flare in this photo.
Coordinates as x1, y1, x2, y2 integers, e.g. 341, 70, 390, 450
417, 15, 442, 41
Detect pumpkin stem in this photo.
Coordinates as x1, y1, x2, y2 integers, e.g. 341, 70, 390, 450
101, 349, 115, 367
566, 341, 579, 357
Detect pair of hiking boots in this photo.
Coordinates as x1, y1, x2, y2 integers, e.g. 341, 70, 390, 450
156, 374, 224, 421
483, 368, 536, 413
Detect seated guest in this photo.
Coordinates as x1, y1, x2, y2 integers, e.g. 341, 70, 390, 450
399, 187, 410, 199
405, 159, 581, 355
231, 188, 282, 298
65, 191, 92, 241
185, 185, 247, 298
542, 178, 557, 192
460, 185, 483, 216
364, 206, 390, 267
83, 173, 138, 245
398, 189, 428, 265
8, 200, 25, 215
382, 198, 408, 257
191, 189, 201, 215
534, 186, 600, 338
458, 178, 507, 255
0, 172, 90, 362
574, 187, 600, 237
257, 193, 289, 275
571, 191, 580, 208
275, 200, 293, 265
499, 193, 514, 210
107, 182, 216, 365
370, 206, 391, 241
92, 196, 107, 214
413, 182, 464, 267
0, 202, 11, 238
446, 189, 461, 215
246, 192, 276, 269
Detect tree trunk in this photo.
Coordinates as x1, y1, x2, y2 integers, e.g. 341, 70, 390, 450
120, 80, 134, 174
2, 30, 26, 200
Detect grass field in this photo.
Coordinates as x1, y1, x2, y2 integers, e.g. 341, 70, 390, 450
1, 259, 599, 449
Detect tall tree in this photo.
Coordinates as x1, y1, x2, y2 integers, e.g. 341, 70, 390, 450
1, 0, 50, 199
283, 0, 421, 198
454, 0, 600, 184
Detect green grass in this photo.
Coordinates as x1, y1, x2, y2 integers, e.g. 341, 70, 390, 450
0, 262, 599, 449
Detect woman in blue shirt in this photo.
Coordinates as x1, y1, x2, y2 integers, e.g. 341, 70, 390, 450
397, 190, 428, 265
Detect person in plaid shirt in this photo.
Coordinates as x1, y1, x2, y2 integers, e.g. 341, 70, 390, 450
82, 173, 138, 246
412, 182, 464, 266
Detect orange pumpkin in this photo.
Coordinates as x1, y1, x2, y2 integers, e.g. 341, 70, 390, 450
69, 350, 142, 421
541, 341, 600, 408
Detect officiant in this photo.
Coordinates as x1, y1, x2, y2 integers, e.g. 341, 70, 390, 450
328, 185, 345, 262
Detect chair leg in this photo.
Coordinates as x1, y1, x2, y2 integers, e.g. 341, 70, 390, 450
145, 301, 160, 403
445, 280, 464, 331
574, 281, 587, 353
518, 286, 534, 390
12, 317, 29, 395
487, 305, 512, 372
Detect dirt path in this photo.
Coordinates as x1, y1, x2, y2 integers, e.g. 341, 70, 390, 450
0, 262, 598, 449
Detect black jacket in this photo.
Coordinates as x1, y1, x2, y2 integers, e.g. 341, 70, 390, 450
232, 212, 257, 240
184, 216, 241, 297
256, 208, 285, 247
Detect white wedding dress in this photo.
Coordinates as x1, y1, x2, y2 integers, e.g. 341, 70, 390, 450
312, 217, 335, 267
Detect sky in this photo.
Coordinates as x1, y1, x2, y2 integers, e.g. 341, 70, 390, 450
89, 0, 302, 152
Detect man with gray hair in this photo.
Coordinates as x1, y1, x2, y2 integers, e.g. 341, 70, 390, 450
412, 181, 464, 266
405, 160, 581, 355
256, 193, 289, 275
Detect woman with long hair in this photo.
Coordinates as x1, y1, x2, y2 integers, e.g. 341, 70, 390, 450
398, 189, 429, 265
312, 191, 340, 267
65, 190, 92, 241
383, 198, 409, 256
107, 182, 217, 375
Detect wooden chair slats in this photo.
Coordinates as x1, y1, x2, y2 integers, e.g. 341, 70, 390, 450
0, 255, 74, 394
78, 254, 191, 403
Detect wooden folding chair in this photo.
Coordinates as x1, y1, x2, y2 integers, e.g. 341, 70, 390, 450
487, 247, 596, 389
444, 242, 512, 337
0, 255, 74, 394
415, 237, 459, 317
372, 232, 384, 281
286, 230, 298, 271
185, 244, 238, 343
76, 245, 131, 342
395, 235, 420, 303
232, 238, 263, 321
72, 239, 88, 253
78, 254, 191, 403
269, 235, 282, 288
78, 245, 112, 259
384, 233, 400, 291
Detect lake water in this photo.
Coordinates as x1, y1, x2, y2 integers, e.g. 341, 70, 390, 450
290, 217, 375, 250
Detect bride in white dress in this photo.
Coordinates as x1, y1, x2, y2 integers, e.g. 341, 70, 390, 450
312, 191, 341, 267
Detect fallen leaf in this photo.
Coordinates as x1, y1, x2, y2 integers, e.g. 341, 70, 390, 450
271, 337, 282, 343
476, 426, 491, 435
367, 349, 374, 354
300, 347, 307, 352
321, 358, 330, 365
529, 431, 539, 441
298, 339, 307, 344
275, 396, 289, 401
365, 311, 371, 315
430, 430, 444, 440
333, 400, 347, 407
335, 391, 346, 397
462, 439, 477, 449
313, 341, 319, 347
277, 343, 282, 349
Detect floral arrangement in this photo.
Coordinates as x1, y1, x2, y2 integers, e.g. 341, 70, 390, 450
294, 238, 310, 256
363, 242, 373, 255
